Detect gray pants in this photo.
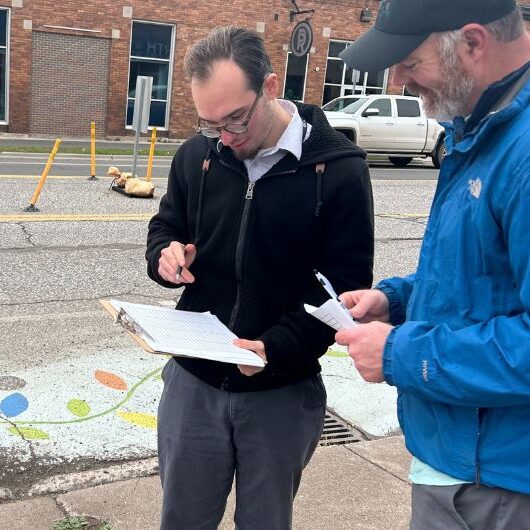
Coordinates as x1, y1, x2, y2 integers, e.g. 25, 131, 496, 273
158, 360, 326, 530
411, 483, 530, 530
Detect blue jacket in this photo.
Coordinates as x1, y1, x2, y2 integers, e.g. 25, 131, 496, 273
378, 69, 530, 494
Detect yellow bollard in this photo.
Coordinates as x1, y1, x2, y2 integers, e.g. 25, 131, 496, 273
88, 121, 98, 180
24, 139, 62, 212
146, 127, 157, 182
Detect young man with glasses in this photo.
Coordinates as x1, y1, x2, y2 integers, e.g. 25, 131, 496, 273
146, 26, 374, 530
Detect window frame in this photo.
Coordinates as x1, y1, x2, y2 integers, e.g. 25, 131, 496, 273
322, 39, 388, 106
125, 20, 175, 131
282, 51, 309, 102
0, 8, 10, 125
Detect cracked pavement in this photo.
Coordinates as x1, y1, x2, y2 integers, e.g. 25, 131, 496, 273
0, 162, 437, 498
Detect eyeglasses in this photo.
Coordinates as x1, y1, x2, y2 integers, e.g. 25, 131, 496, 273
197, 82, 264, 139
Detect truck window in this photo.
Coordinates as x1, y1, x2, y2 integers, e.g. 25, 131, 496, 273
366, 98, 391, 117
396, 99, 421, 117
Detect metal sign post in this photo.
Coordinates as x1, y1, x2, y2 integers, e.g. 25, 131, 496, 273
131, 75, 153, 178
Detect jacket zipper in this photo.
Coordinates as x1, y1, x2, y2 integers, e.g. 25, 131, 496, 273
228, 180, 255, 331
475, 407, 485, 488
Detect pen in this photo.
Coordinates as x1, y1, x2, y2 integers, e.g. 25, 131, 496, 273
175, 244, 186, 282
315, 270, 355, 319
315, 270, 339, 300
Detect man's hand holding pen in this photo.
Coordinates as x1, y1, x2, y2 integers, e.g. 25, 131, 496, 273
334, 289, 394, 384
158, 241, 197, 285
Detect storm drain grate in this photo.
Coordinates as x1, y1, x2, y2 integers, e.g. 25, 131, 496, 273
319, 409, 366, 446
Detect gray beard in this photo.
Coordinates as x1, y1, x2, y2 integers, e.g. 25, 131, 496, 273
424, 77, 475, 121
408, 54, 476, 121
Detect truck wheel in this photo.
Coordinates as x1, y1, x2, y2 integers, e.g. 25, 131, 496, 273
432, 139, 445, 168
388, 156, 412, 167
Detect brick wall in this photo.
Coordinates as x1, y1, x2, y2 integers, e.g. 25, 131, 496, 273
1, 0, 530, 138
29, 32, 110, 136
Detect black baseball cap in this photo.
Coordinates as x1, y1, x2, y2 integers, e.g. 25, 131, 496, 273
340, 0, 517, 71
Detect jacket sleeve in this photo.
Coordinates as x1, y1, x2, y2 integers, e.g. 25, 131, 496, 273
260, 156, 375, 370
383, 163, 530, 407
377, 274, 416, 325
145, 148, 191, 289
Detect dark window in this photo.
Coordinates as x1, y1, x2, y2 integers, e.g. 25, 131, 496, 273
328, 41, 347, 57
131, 22, 172, 59
283, 53, 308, 101
323, 40, 387, 105
325, 59, 343, 85
366, 98, 391, 117
127, 21, 174, 129
0, 10, 7, 122
396, 98, 421, 117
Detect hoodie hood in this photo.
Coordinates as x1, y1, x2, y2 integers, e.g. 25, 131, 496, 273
296, 102, 366, 166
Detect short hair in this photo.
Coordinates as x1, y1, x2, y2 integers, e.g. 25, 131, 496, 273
184, 26, 273, 93
485, 6, 525, 42
438, 7, 524, 53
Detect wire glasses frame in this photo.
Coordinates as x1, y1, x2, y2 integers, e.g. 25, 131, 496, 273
197, 81, 265, 139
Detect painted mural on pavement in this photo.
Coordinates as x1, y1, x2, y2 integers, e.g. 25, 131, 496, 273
0, 346, 398, 466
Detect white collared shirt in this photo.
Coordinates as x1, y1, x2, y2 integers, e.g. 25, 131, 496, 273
219, 100, 312, 183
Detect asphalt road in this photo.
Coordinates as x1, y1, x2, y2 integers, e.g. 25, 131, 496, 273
0, 151, 439, 180
0, 158, 438, 496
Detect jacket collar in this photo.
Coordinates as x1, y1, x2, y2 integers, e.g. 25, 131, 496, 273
465, 59, 530, 134
444, 62, 530, 152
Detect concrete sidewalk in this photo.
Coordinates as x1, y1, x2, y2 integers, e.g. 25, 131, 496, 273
0, 435, 411, 530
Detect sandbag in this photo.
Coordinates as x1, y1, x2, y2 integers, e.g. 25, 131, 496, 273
124, 178, 154, 197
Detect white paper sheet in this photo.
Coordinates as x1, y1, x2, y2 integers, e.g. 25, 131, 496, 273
109, 300, 265, 367
304, 299, 358, 331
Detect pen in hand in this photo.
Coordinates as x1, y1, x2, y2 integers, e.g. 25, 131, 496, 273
175, 244, 187, 282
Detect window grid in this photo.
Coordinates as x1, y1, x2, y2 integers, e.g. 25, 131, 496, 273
126, 20, 175, 130
322, 39, 388, 106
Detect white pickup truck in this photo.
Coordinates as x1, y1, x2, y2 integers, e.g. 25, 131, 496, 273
323, 95, 445, 168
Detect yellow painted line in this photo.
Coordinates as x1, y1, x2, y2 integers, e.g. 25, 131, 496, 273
0, 175, 167, 180
0, 213, 153, 223
0, 175, 103, 180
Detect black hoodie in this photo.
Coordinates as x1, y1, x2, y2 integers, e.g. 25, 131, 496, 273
146, 103, 374, 391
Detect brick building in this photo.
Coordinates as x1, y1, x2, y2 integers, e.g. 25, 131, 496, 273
0, 0, 529, 138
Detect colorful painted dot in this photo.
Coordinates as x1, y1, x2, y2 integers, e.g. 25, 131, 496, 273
94, 370, 128, 391
0, 393, 29, 418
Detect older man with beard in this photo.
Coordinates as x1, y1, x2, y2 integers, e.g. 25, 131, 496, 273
335, 1, 530, 529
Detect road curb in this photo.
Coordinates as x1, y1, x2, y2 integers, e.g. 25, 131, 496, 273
26, 457, 159, 498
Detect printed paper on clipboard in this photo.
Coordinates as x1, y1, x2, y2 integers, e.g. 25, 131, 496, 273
101, 299, 265, 367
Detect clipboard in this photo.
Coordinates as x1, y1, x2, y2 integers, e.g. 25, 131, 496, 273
99, 299, 265, 367
100, 299, 156, 354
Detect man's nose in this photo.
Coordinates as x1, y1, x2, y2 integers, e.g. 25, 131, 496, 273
220, 129, 238, 146
392, 63, 408, 86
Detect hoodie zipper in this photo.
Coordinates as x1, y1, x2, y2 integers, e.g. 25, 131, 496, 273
226, 167, 299, 332
219, 153, 307, 331
228, 180, 255, 330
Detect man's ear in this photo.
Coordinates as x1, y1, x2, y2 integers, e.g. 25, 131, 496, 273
264, 73, 279, 99
460, 23, 489, 64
